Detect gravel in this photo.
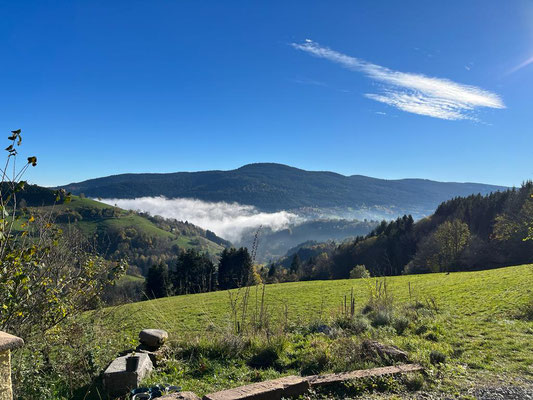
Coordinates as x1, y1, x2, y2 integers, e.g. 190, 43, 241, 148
471, 385, 533, 400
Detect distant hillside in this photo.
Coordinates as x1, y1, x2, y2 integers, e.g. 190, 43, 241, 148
278, 182, 533, 280
237, 219, 377, 262
59, 163, 506, 218
15, 185, 229, 275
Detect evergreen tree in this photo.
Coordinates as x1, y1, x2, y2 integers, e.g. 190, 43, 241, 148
172, 249, 216, 294
217, 247, 253, 290
145, 263, 170, 298
290, 254, 301, 273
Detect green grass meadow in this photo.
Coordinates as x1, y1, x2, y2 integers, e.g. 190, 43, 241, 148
101, 264, 532, 397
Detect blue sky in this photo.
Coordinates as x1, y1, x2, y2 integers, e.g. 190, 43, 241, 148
1, 1, 532, 187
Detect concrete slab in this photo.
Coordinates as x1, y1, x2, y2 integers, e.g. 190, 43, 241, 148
159, 392, 201, 400
103, 352, 153, 397
203, 376, 310, 400
308, 363, 424, 387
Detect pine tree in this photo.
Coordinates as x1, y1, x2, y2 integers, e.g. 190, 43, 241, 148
145, 263, 170, 298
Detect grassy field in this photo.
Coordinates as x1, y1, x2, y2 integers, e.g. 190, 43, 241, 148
102, 264, 533, 397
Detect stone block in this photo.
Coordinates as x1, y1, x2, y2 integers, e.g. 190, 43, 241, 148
103, 352, 153, 397
139, 329, 168, 348
203, 375, 310, 400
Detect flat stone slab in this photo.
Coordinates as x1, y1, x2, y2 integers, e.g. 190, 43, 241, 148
139, 328, 168, 348
103, 352, 153, 397
308, 363, 424, 387
0, 331, 24, 352
203, 375, 310, 400
160, 392, 201, 400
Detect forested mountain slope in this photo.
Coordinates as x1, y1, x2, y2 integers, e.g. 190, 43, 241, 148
287, 182, 533, 280
59, 163, 506, 217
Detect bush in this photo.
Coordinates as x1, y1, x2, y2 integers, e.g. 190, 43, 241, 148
370, 310, 393, 327
248, 347, 279, 369
429, 350, 446, 365
425, 332, 439, 342
328, 337, 363, 371
405, 372, 425, 391
393, 316, 410, 335
334, 316, 370, 334
415, 324, 429, 335
248, 338, 286, 369
350, 265, 371, 279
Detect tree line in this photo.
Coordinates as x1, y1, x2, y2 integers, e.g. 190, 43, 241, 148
267, 182, 533, 280
143, 182, 532, 298
145, 247, 255, 298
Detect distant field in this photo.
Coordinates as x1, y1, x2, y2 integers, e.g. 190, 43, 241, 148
108, 264, 533, 388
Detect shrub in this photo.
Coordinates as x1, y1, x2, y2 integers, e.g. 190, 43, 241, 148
393, 316, 410, 335
361, 304, 373, 314
415, 324, 429, 335
370, 310, 393, 327
328, 337, 363, 372
425, 332, 439, 342
248, 336, 286, 369
334, 316, 370, 334
364, 279, 394, 317
248, 346, 279, 369
429, 350, 446, 365
350, 265, 371, 279
405, 372, 425, 391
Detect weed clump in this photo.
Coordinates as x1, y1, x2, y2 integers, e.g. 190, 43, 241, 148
248, 347, 279, 369
425, 332, 439, 342
429, 350, 446, 365
405, 372, 425, 391
248, 337, 286, 369
370, 310, 393, 327
393, 316, 410, 335
333, 315, 370, 334
299, 340, 330, 375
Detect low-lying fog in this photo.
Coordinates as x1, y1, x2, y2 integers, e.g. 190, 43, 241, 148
100, 196, 301, 242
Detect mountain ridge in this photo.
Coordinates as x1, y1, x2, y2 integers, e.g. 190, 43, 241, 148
58, 163, 507, 218
59, 163, 505, 186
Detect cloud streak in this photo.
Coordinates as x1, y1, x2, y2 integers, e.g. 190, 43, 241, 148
100, 197, 300, 243
507, 55, 533, 75
292, 40, 505, 120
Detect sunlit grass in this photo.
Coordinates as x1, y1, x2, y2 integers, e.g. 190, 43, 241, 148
102, 264, 532, 396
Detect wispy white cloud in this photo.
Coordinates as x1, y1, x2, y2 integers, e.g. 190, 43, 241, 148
292, 40, 505, 120
507, 55, 533, 75
100, 196, 301, 243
